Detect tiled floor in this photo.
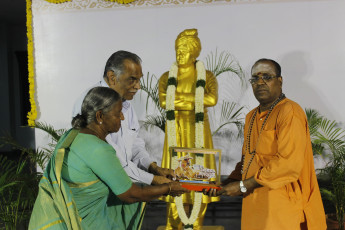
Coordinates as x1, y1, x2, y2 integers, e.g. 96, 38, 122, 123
141, 196, 242, 230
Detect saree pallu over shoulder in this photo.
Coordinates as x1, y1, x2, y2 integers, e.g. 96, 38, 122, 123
29, 129, 83, 230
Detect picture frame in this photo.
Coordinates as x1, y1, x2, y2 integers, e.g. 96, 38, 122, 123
169, 147, 221, 191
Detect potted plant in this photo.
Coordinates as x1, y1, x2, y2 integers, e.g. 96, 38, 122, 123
0, 122, 65, 229
0, 154, 38, 230
306, 109, 345, 230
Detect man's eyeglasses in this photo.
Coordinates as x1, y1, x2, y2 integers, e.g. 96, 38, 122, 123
249, 74, 278, 85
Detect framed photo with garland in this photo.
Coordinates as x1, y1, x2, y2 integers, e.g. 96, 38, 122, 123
169, 147, 221, 191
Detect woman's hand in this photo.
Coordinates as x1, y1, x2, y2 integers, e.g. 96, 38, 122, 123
152, 175, 172, 185
117, 181, 190, 203
168, 182, 190, 197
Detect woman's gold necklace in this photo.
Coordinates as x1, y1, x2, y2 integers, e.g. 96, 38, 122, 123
241, 93, 285, 179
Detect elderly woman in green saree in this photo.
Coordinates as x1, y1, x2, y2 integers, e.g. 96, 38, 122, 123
29, 87, 189, 230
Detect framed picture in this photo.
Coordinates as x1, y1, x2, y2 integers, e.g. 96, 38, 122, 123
169, 147, 221, 191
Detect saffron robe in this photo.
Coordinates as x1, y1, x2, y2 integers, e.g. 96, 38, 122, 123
230, 98, 326, 230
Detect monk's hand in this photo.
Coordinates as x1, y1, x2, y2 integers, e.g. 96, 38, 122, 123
168, 182, 190, 197
152, 175, 173, 185
217, 182, 242, 197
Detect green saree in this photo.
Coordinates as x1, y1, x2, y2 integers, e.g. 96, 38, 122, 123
29, 129, 144, 230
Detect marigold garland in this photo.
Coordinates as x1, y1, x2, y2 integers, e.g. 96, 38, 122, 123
166, 61, 206, 230
26, 0, 139, 125
42, 0, 137, 3
43, 0, 71, 3
26, 0, 37, 126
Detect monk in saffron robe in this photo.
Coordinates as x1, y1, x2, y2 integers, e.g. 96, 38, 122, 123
207, 58, 326, 230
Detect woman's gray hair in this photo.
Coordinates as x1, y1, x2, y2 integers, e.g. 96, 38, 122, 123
72, 87, 121, 129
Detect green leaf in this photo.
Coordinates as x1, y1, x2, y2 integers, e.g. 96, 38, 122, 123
320, 188, 336, 204
33, 121, 66, 142
212, 101, 244, 137
204, 49, 246, 85
139, 72, 166, 119
142, 115, 166, 133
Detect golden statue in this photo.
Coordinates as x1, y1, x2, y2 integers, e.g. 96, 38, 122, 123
159, 29, 219, 230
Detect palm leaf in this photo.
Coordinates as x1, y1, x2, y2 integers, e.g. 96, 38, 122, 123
212, 101, 245, 136
205, 49, 246, 140
0, 156, 18, 193
313, 110, 345, 224
142, 114, 166, 133
0, 135, 50, 171
32, 121, 66, 142
204, 49, 246, 85
140, 72, 166, 116
316, 119, 345, 153
320, 188, 336, 204
305, 108, 345, 156
311, 142, 324, 156
140, 72, 167, 132
0, 154, 16, 173
319, 119, 345, 140
0, 122, 63, 228
305, 108, 323, 138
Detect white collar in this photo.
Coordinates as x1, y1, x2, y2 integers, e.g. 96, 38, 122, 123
100, 79, 130, 111
122, 100, 130, 111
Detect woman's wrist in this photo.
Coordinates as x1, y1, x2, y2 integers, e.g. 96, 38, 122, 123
166, 183, 172, 195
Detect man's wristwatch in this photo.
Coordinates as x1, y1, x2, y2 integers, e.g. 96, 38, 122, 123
240, 180, 247, 193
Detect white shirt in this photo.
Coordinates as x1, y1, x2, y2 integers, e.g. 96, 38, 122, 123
72, 80, 154, 184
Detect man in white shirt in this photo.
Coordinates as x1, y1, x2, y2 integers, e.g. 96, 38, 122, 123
72, 50, 174, 185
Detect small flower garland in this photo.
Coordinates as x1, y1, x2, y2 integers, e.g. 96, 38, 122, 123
166, 61, 206, 230
175, 192, 203, 229
166, 62, 178, 148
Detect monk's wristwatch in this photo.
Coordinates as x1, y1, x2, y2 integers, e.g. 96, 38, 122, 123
240, 180, 247, 193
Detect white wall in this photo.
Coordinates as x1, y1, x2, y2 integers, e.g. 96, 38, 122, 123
32, 0, 345, 173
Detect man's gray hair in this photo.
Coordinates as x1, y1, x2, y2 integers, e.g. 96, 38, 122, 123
103, 50, 142, 80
